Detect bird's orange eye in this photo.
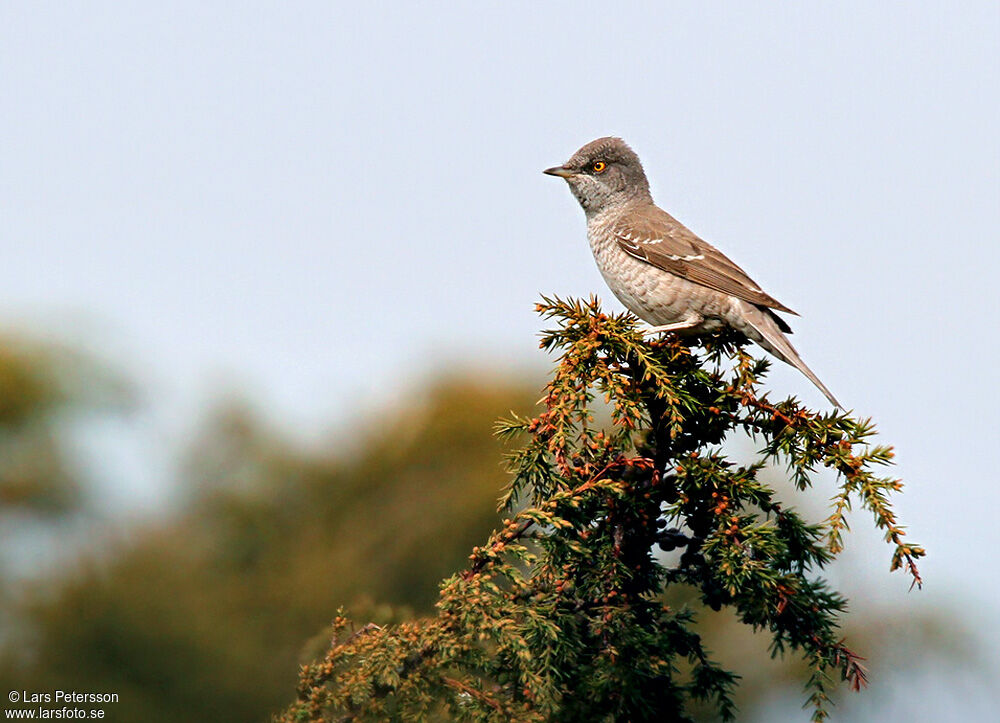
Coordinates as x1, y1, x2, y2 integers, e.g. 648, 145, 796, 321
592, 161, 607, 173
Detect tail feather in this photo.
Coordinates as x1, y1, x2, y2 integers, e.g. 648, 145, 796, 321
737, 302, 842, 409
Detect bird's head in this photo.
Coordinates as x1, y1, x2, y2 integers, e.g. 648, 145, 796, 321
544, 137, 651, 215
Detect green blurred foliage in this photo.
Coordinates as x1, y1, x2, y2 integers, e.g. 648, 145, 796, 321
2, 372, 539, 722
0, 338, 80, 513
0, 344, 975, 721
0, 334, 130, 514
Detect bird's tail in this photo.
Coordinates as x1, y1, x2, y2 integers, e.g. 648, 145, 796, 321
736, 301, 842, 409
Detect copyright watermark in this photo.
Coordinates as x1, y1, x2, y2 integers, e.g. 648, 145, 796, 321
5, 691, 118, 719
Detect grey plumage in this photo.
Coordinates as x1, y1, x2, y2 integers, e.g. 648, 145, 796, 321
545, 136, 841, 408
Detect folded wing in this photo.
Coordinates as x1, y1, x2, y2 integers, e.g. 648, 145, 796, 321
612, 205, 798, 316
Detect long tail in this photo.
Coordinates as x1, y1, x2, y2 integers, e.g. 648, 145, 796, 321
736, 301, 842, 409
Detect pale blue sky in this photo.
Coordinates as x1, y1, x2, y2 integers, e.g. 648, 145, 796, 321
2, 2, 998, 718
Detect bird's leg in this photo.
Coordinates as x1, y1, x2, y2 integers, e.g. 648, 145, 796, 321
644, 313, 703, 336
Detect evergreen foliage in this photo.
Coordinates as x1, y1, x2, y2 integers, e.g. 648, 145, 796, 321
280, 297, 924, 723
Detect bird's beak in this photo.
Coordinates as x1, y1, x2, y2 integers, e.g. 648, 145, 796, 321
543, 165, 576, 178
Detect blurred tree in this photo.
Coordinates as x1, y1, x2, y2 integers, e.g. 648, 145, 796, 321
1, 373, 538, 722
280, 298, 926, 722
0, 333, 131, 663
0, 335, 125, 515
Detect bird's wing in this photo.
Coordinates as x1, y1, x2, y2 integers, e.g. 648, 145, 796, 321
612, 205, 798, 315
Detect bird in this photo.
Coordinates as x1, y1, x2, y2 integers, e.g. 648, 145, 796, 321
544, 136, 841, 408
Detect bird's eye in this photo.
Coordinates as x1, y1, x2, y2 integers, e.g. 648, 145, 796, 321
592, 161, 607, 173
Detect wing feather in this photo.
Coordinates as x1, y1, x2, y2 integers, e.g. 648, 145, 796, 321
612, 205, 797, 315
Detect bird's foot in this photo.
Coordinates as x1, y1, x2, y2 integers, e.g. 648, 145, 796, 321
643, 315, 703, 336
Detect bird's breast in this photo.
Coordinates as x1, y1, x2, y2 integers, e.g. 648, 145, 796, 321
585, 214, 727, 330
